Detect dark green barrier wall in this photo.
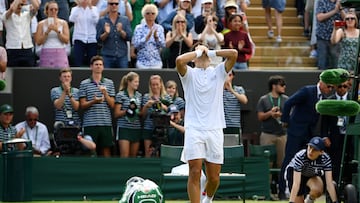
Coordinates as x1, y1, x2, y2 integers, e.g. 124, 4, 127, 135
0, 156, 270, 201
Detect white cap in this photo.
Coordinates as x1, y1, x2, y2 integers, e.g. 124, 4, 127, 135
202, 0, 213, 4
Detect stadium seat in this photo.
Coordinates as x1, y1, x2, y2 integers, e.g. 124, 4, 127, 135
160, 144, 246, 202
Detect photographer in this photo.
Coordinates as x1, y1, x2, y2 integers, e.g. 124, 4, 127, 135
167, 104, 184, 146
114, 72, 142, 157
141, 74, 172, 157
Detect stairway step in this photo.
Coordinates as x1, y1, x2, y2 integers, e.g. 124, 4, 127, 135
250, 0, 296, 7
250, 56, 316, 67
251, 36, 310, 46
248, 16, 303, 26
249, 26, 304, 36
249, 66, 318, 70
254, 46, 311, 57
246, 7, 298, 17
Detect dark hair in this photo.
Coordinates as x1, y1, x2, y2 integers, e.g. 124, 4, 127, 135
191, 42, 209, 51
268, 75, 285, 91
228, 13, 243, 23
90, 55, 104, 65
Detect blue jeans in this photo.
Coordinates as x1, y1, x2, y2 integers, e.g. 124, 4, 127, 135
233, 62, 248, 70
316, 38, 340, 70
103, 55, 128, 68
73, 40, 98, 67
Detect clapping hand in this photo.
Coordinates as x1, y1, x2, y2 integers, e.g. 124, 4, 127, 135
104, 22, 110, 34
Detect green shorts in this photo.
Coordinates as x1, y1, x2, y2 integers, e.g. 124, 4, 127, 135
116, 128, 142, 142
84, 126, 114, 148
142, 129, 153, 140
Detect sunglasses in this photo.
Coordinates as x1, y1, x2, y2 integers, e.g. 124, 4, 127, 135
345, 17, 356, 21
337, 84, 348, 88
146, 12, 155, 15
108, 2, 119, 5
176, 20, 185, 24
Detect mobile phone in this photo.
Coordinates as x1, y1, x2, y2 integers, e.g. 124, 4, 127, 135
48, 17, 54, 25
334, 20, 346, 27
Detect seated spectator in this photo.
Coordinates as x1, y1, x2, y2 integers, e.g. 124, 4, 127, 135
35, 0, 70, 68
50, 68, 81, 127
161, 0, 194, 33
0, 104, 25, 151
69, 0, 99, 67
198, 15, 224, 66
165, 14, 193, 69
96, 0, 132, 68
3, 0, 39, 67
165, 80, 185, 118
194, 0, 223, 34
223, 13, 252, 70
167, 104, 184, 146
132, 4, 165, 69
15, 106, 51, 156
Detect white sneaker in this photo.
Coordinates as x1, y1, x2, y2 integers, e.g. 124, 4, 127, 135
309, 50, 318, 58
267, 30, 274, 39
202, 196, 213, 203
304, 194, 314, 203
276, 35, 282, 43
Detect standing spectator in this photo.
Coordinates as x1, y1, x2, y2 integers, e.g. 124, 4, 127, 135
97, 0, 133, 21
2, 0, 39, 67
286, 137, 338, 203
130, 0, 153, 31
161, 0, 194, 33
194, 0, 223, 35
263, 0, 284, 42
79, 55, 115, 157
223, 70, 248, 137
132, 4, 165, 69
141, 74, 171, 157
331, 12, 359, 71
155, 0, 174, 25
223, 13, 252, 70
165, 80, 185, 118
114, 71, 142, 157
35, 0, 70, 68
165, 14, 193, 68
175, 44, 237, 203
50, 68, 81, 127
69, 0, 99, 67
321, 81, 352, 183
0, 104, 25, 151
198, 15, 223, 66
256, 75, 288, 169
278, 77, 334, 200
38, 0, 69, 21
97, 0, 132, 68
15, 106, 51, 156
221, 0, 237, 30
316, 0, 343, 70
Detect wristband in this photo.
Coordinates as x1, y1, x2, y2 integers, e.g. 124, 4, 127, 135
207, 50, 217, 58
195, 49, 203, 58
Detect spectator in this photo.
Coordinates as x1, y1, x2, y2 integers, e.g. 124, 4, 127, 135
315, 0, 343, 70
303, 0, 314, 38
161, 0, 194, 33
165, 80, 185, 118
2, 0, 39, 67
263, 0, 284, 42
0, 104, 25, 151
165, 14, 193, 68
0, 46, 7, 75
130, 0, 153, 31
321, 81, 353, 183
256, 75, 288, 169
331, 12, 359, 71
278, 76, 334, 200
38, 0, 69, 21
198, 15, 223, 66
155, 0, 174, 25
50, 68, 81, 127
15, 106, 51, 156
79, 55, 115, 157
35, 0, 70, 68
132, 4, 165, 69
286, 137, 338, 203
223, 13, 252, 70
221, 0, 237, 30
69, 0, 99, 67
141, 74, 171, 157
167, 104, 184, 146
223, 70, 248, 136
114, 71, 142, 157
98, 0, 133, 21
96, 0, 132, 68
194, 0, 223, 35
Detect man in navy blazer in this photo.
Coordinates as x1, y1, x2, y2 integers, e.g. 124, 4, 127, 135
277, 78, 334, 199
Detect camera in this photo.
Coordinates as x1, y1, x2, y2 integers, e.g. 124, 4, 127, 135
334, 20, 346, 27
126, 98, 138, 118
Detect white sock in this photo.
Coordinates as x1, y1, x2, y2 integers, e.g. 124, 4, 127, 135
202, 195, 213, 203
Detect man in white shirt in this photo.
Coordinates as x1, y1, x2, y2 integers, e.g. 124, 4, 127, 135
15, 106, 51, 156
2, 0, 39, 67
176, 44, 237, 203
